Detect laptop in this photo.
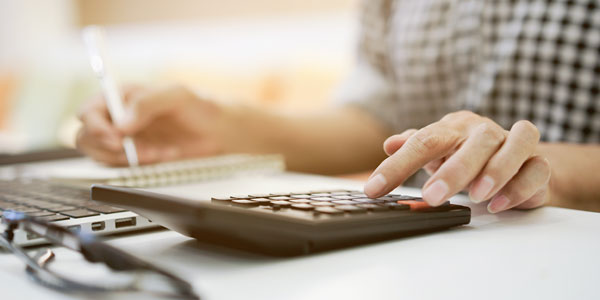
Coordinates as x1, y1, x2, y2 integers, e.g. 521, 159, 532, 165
0, 149, 159, 246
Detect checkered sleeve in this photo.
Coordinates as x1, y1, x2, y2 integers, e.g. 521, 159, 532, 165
335, 0, 471, 133
338, 0, 600, 143
334, 0, 404, 133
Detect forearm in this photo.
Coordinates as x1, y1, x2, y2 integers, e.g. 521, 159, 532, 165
538, 143, 600, 212
222, 105, 392, 174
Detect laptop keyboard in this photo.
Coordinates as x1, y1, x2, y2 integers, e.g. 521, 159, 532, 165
0, 179, 126, 222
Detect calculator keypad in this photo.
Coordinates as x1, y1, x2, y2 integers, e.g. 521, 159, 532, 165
212, 190, 446, 217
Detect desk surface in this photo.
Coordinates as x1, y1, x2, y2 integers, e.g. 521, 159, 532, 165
1, 164, 599, 300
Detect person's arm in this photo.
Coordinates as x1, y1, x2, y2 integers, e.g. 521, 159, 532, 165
538, 143, 600, 212
76, 85, 392, 175
221, 104, 391, 174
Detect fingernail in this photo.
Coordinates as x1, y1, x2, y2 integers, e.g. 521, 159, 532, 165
364, 174, 387, 197
422, 180, 449, 206
470, 175, 495, 203
488, 195, 510, 213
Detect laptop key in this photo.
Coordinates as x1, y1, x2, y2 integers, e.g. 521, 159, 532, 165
86, 204, 127, 214
60, 209, 100, 218
39, 214, 70, 222
47, 205, 77, 212
13, 206, 41, 213
26, 210, 56, 217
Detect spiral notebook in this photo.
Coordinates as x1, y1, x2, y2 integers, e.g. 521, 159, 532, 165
46, 154, 285, 188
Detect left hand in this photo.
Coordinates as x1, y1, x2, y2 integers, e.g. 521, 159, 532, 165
364, 111, 551, 213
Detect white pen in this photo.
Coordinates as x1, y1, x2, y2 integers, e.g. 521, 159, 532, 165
82, 26, 139, 166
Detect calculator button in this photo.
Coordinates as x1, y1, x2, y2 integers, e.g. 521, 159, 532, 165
332, 200, 358, 205
314, 207, 343, 215
331, 195, 355, 200
211, 197, 232, 202
335, 205, 367, 213
356, 204, 389, 211
211, 198, 231, 205
291, 204, 314, 210
397, 200, 430, 210
269, 193, 290, 197
270, 200, 292, 207
329, 191, 351, 196
311, 197, 336, 201
249, 194, 271, 198
310, 202, 335, 207
251, 198, 272, 205
232, 199, 259, 207
397, 200, 449, 211
289, 199, 311, 204
382, 203, 410, 210
310, 193, 332, 197
349, 193, 368, 198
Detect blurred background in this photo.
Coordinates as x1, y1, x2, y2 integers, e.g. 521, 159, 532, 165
0, 0, 358, 153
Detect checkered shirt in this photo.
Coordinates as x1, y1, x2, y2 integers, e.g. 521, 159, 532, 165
337, 0, 600, 143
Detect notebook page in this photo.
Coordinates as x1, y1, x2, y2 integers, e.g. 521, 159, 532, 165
44, 154, 285, 187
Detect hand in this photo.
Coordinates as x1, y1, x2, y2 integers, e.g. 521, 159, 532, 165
364, 111, 551, 213
76, 85, 231, 165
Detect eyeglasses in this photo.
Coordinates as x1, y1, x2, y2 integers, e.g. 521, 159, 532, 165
0, 210, 199, 299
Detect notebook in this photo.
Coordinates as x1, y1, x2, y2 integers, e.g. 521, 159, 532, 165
44, 154, 285, 187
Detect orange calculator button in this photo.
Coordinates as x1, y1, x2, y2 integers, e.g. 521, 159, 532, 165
397, 200, 431, 211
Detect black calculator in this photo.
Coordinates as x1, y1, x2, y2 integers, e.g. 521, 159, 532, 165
91, 186, 471, 256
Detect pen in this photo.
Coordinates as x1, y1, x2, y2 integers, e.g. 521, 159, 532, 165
82, 26, 139, 166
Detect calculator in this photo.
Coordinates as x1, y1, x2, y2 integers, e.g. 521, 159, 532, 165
91, 186, 471, 256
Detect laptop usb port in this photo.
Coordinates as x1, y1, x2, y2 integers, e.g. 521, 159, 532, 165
115, 217, 136, 229
68, 225, 81, 233
91, 221, 105, 231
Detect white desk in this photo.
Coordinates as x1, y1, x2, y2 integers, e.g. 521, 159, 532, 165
1, 170, 599, 300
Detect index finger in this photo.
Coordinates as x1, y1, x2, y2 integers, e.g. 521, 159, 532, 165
364, 126, 462, 198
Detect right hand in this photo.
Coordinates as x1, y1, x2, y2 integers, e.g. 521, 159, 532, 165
76, 85, 232, 165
